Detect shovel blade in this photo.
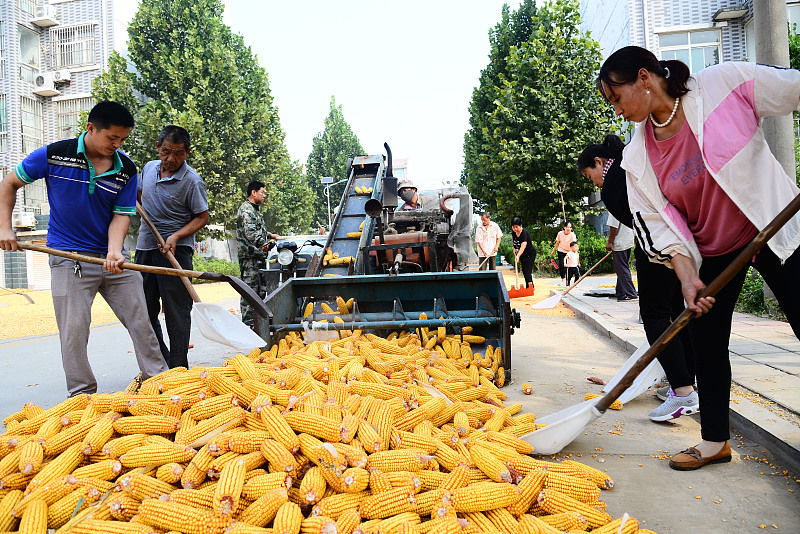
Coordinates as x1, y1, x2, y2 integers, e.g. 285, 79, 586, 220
520, 398, 601, 455
530, 292, 562, 309
602, 340, 666, 404
192, 302, 266, 353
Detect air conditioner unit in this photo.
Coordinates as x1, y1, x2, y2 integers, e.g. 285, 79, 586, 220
32, 72, 60, 97
30, 5, 59, 28
52, 70, 71, 83
12, 212, 36, 230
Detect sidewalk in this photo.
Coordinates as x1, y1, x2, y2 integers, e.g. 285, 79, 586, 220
558, 273, 800, 472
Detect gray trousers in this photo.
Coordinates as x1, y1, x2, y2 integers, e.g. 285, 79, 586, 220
49, 252, 168, 396
478, 256, 496, 270
613, 249, 638, 299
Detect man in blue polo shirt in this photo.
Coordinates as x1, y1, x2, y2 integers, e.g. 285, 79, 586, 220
135, 125, 208, 369
0, 101, 168, 396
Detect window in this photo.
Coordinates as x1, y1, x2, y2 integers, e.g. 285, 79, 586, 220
0, 21, 6, 79
17, 0, 37, 16
658, 30, 721, 73
50, 24, 97, 68
17, 25, 39, 83
20, 96, 42, 154
789, 5, 800, 30
0, 95, 7, 153
57, 97, 94, 138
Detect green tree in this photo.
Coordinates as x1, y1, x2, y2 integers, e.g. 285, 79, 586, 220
462, 0, 618, 226
92, 0, 313, 236
306, 97, 364, 228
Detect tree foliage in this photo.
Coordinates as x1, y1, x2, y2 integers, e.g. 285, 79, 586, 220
305, 97, 364, 229
92, 0, 313, 236
462, 0, 619, 227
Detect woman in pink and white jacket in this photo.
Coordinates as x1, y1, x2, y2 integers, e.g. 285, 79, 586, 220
597, 46, 800, 471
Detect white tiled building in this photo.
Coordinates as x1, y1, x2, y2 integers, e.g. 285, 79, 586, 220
0, 0, 114, 289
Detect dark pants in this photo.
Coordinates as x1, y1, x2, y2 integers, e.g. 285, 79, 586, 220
613, 249, 638, 299
478, 256, 496, 270
635, 246, 696, 390
557, 251, 568, 280
566, 266, 580, 285
691, 245, 800, 442
136, 246, 194, 369
519, 253, 535, 287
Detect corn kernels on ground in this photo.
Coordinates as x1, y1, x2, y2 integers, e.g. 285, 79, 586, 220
0, 324, 654, 533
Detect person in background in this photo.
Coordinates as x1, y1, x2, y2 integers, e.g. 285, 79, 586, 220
396, 178, 422, 210
135, 125, 208, 369
475, 212, 502, 270
236, 180, 279, 327
606, 213, 638, 302
598, 46, 800, 469
510, 216, 535, 289
579, 134, 698, 425
564, 241, 580, 286
0, 101, 168, 396
551, 221, 576, 286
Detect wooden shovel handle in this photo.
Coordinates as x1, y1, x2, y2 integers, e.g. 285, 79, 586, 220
16, 242, 224, 281
136, 202, 201, 303
596, 192, 800, 412
561, 251, 612, 296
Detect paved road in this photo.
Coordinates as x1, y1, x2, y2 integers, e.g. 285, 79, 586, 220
1, 293, 798, 532
0, 298, 240, 417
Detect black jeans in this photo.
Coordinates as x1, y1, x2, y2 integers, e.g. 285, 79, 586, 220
566, 266, 580, 285
557, 251, 568, 280
135, 246, 194, 369
520, 253, 535, 287
692, 245, 800, 441
634, 246, 696, 389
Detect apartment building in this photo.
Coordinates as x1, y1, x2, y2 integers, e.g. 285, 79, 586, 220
0, 0, 114, 289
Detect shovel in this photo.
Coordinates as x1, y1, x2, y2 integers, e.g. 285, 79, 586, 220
532, 251, 612, 309
135, 202, 267, 352
16, 242, 268, 353
521, 192, 800, 454
508, 255, 534, 299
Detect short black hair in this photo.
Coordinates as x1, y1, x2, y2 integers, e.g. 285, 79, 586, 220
157, 125, 191, 151
570, 241, 578, 247
87, 101, 134, 130
247, 180, 265, 197
511, 216, 522, 226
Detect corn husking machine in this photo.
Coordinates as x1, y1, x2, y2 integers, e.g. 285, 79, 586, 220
254, 144, 521, 382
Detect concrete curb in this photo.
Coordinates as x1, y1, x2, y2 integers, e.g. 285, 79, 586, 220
560, 291, 800, 473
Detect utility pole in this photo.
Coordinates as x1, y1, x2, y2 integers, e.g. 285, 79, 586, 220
754, 1, 794, 178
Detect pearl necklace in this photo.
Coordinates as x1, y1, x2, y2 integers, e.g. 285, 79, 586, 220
650, 97, 680, 128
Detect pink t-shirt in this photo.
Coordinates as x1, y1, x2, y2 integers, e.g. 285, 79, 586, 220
645, 120, 757, 257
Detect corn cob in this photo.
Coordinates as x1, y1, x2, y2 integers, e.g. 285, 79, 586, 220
367, 450, 428, 473
17, 439, 44, 475
112, 415, 180, 435
274, 501, 303, 534
108, 494, 141, 521
120, 473, 175, 500
17, 498, 46, 534
312, 492, 368, 520
65, 520, 156, 533
468, 445, 511, 483
214, 458, 247, 515
584, 393, 622, 410
0, 489, 22, 531
537, 488, 612, 529
543, 470, 601, 503
539, 510, 588, 531
261, 438, 299, 474
301, 514, 338, 534
590, 515, 640, 534
259, 406, 301, 453
136, 498, 232, 534
285, 412, 342, 442
451, 482, 519, 513
72, 459, 123, 481
242, 472, 292, 500
119, 443, 196, 468
359, 487, 416, 519
562, 459, 615, 489
517, 514, 563, 534
237, 487, 289, 527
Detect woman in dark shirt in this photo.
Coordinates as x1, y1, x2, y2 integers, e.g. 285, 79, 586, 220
578, 134, 697, 424
511, 216, 535, 289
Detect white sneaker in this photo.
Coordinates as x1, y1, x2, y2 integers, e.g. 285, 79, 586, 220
656, 385, 671, 401
649, 390, 700, 422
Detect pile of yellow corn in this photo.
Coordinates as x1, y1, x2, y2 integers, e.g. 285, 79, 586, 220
354, 187, 374, 195
0, 328, 655, 534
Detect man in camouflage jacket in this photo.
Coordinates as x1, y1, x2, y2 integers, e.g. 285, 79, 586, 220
236, 180, 279, 326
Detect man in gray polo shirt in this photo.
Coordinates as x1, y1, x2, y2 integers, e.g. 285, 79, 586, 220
135, 125, 208, 368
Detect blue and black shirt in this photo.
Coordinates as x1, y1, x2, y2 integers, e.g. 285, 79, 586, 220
15, 132, 138, 254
